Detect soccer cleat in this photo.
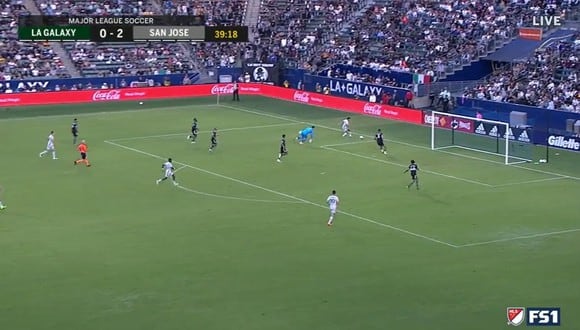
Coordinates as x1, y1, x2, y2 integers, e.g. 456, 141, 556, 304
173, 181, 179, 186
276, 159, 281, 162
0, 205, 6, 210
73, 161, 77, 165
156, 179, 160, 185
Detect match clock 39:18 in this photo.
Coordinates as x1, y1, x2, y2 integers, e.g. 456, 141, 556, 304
205, 26, 248, 42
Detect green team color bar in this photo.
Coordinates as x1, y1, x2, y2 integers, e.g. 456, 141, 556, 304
19, 26, 91, 41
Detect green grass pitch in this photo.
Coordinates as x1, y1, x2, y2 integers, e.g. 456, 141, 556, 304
0, 95, 579, 330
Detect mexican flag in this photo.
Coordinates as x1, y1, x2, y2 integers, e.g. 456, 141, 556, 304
413, 73, 431, 84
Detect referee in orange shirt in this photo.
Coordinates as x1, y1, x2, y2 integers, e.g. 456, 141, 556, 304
74, 140, 91, 167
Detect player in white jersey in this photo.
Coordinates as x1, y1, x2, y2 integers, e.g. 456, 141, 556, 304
326, 190, 339, 226
156, 158, 179, 186
341, 117, 351, 137
39, 131, 58, 160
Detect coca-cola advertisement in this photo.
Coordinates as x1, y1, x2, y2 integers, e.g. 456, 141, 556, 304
363, 103, 382, 116
422, 112, 474, 133
0, 83, 423, 125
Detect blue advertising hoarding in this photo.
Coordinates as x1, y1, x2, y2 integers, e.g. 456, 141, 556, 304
456, 97, 580, 134
0, 73, 199, 92
302, 75, 410, 105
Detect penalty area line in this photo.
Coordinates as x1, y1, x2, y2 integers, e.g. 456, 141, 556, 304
491, 176, 566, 188
218, 104, 580, 183
108, 122, 298, 142
321, 146, 493, 188
457, 228, 580, 248
104, 139, 459, 248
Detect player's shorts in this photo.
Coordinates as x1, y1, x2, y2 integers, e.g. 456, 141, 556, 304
80, 152, 86, 159
410, 172, 417, 180
211, 139, 217, 146
329, 207, 337, 215
72, 131, 78, 137
342, 126, 349, 132
46, 143, 55, 151
376, 140, 384, 147
280, 147, 287, 154
300, 133, 309, 139
191, 129, 198, 136
164, 169, 174, 177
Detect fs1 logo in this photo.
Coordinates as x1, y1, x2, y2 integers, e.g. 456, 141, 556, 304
507, 307, 561, 326
528, 308, 560, 326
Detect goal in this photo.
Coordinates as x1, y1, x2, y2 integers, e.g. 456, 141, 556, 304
429, 111, 533, 165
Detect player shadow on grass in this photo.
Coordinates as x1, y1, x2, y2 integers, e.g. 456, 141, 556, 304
414, 190, 449, 205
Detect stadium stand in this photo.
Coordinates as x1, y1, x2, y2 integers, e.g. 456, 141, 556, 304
463, 33, 579, 112
254, 0, 368, 69
322, 1, 577, 77
185, 0, 253, 69
34, 0, 196, 77
0, 0, 70, 81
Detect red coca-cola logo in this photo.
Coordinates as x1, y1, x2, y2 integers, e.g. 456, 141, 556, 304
293, 91, 310, 103
458, 120, 471, 130
211, 84, 234, 95
92, 89, 121, 101
363, 103, 382, 116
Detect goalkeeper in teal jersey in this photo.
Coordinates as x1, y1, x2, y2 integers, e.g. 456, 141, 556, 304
297, 126, 315, 144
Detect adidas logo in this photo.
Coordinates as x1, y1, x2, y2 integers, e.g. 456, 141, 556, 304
518, 130, 531, 143
488, 126, 499, 137
475, 123, 486, 135
505, 128, 515, 140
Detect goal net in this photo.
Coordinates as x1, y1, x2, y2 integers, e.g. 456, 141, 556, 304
429, 111, 533, 165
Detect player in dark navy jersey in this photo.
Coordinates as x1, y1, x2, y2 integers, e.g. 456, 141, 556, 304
277, 134, 288, 162
404, 160, 419, 190
375, 129, 386, 154
209, 128, 218, 152
187, 118, 198, 143
71, 118, 78, 144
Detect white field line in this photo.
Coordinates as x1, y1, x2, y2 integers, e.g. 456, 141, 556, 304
176, 185, 303, 204
104, 140, 459, 248
457, 228, 580, 248
218, 104, 580, 183
319, 140, 374, 148
321, 146, 493, 187
0, 103, 219, 122
491, 176, 567, 188
108, 123, 297, 142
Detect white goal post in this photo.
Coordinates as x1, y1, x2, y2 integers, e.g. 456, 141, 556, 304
429, 110, 533, 165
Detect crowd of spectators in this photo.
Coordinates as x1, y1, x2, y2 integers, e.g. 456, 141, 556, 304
0, 0, 70, 81
33, 0, 197, 77
67, 42, 193, 76
193, 0, 367, 70
463, 34, 579, 112
316, 0, 573, 77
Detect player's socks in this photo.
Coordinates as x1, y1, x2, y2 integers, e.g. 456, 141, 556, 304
52, 151, 57, 160
39, 150, 47, 157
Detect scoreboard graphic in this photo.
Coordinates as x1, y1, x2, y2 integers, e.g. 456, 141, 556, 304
18, 16, 249, 42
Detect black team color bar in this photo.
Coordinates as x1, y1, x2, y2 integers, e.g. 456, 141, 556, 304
18, 16, 249, 42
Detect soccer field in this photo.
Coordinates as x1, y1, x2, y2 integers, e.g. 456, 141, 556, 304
1, 95, 579, 330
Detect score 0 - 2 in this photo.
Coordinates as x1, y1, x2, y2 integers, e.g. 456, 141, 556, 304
92, 26, 133, 42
